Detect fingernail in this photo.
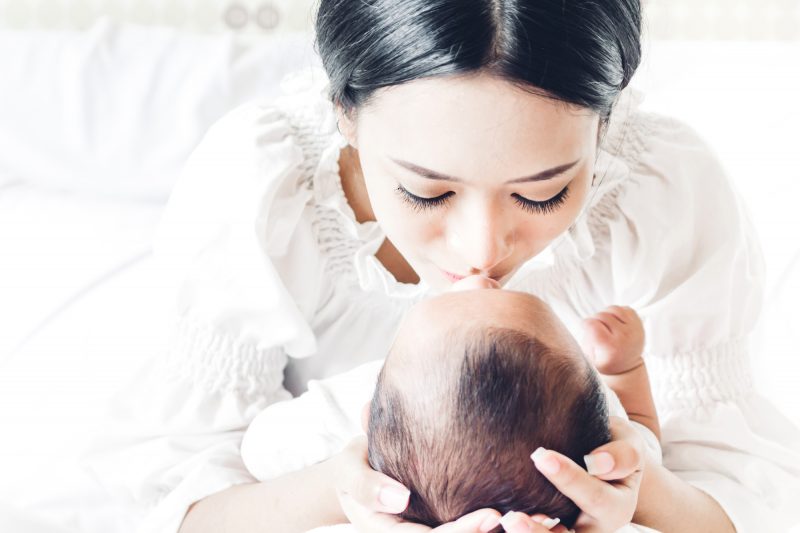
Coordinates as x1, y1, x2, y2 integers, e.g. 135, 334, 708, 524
479, 513, 501, 532
530, 447, 546, 461
584, 451, 614, 476
499, 511, 521, 529
531, 447, 560, 475
378, 485, 410, 512
542, 517, 561, 529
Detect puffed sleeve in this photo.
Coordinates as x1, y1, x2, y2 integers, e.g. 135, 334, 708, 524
241, 360, 382, 481
575, 114, 800, 532
84, 101, 327, 533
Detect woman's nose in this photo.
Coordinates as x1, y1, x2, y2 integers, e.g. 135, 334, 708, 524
448, 204, 514, 274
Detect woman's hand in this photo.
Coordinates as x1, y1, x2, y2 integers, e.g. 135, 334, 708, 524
530, 417, 645, 533
333, 436, 502, 533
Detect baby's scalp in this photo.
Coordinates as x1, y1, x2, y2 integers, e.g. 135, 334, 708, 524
370, 289, 611, 527
383, 290, 554, 410
387, 289, 587, 370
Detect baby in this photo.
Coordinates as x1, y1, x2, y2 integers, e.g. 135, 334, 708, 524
240, 287, 660, 530
366, 289, 659, 529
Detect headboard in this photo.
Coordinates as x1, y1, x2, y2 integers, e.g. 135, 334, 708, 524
1, 0, 798, 40
0, 0, 318, 34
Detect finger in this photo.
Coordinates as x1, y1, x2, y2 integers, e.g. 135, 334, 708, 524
351, 470, 410, 514
341, 437, 411, 513
584, 417, 644, 481
583, 318, 613, 345
582, 318, 612, 340
530, 448, 628, 517
595, 312, 624, 328
530, 514, 570, 532
583, 316, 612, 336
434, 509, 502, 533
580, 320, 612, 362
339, 492, 406, 531
604, 306, 630, 324
499, 511, 559, 533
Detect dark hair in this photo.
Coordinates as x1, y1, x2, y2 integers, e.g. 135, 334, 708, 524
367, 328, 611, 529
315, 0, 642, 125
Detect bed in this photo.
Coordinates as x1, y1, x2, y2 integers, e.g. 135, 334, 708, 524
1, 2, 798, 532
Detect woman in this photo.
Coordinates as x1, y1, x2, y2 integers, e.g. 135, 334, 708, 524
88, 0, 800, 532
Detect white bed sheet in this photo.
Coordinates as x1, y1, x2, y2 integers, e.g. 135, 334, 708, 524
0, 181, 168, 532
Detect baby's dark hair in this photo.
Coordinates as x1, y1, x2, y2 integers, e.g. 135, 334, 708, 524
367, 327, 611, 529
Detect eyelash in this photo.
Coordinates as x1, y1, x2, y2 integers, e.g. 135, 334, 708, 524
395, 185, 570, 215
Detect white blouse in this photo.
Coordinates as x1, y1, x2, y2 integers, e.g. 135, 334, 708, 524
85, 70, 800, 533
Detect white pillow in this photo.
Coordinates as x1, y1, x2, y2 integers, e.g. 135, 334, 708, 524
0, 19, 319, 201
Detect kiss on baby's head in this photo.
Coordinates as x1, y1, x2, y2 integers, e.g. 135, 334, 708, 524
367, 290, 611, 529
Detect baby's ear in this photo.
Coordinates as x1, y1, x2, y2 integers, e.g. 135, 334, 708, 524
361, 401, 371, 433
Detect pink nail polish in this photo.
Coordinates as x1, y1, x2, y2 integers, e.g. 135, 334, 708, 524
584, 451, 614, 476
378, 486, 410, 512
499, 511, 521, 529
532, 449, 560, 475
542, 517, 561, 529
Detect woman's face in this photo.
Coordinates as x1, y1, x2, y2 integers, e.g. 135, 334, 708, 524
344, 73, 600, 290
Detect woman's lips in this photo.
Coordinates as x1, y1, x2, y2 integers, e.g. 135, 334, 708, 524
440, 269, 467, 283
440, 268, 506, 284
451, 274, 502, 291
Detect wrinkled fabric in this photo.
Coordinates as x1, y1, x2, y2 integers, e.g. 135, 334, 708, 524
84, 75, 800, 533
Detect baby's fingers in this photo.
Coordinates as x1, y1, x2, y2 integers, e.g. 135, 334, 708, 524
580, 319, 613, 366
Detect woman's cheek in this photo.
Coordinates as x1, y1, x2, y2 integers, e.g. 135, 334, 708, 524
371, 187, 426, 246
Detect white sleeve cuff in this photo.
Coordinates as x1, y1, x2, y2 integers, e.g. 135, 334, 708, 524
629, 420, 662, 466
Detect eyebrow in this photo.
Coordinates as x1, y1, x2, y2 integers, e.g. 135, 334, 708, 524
390, 158, 582, 184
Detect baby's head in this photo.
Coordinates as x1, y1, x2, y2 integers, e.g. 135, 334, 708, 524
367, 289, 610, 528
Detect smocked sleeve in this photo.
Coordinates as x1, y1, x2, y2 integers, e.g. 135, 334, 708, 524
582, 115, 800, 532
241, 360, 382, 482
84, 101, 326, 533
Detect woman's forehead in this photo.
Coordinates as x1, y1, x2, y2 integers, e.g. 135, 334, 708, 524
356, 74, 598, 180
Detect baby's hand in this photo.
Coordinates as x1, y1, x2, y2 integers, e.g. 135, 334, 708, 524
581, 306, 644, 375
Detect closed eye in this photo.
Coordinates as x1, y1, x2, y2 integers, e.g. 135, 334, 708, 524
395, 184, 569, 214
512, 185, 570, 215
395, 186, 454, 211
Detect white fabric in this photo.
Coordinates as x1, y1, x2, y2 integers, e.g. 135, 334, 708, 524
239, 359, 652, 481
0, 20, 318, 200
0, 182, 168, 533
84, 72, 800, 533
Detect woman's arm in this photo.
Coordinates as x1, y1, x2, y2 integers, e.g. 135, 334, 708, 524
563, 112, 800, 531
530, 418, 735, 533
178, 459, 344, 533
634, 457, 735, 533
